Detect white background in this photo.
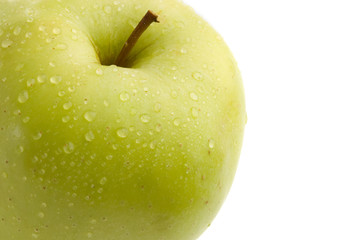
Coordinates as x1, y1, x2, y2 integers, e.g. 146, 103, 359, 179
182, 0, 360, 239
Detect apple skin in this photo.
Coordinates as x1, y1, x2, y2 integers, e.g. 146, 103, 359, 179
0, 0, 246, 239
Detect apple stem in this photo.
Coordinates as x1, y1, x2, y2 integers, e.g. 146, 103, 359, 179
115, 10, 159, 67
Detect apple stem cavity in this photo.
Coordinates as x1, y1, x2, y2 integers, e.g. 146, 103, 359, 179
115, 10, 159, 67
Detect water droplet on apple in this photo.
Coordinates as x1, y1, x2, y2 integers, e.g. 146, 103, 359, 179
119, 91, 130, 102
2, 172, 8, 178
84, 111, 96, 122
18, 90, 29, 103
208, 138, 215, 149
117, 128, 129, 138
24, 7, 34, 16
25, 32, 32, 38
99, 177, 107, 185
1, 39, 13, 48
85, 131, 95, 142
175, 20, 185, 28
13, 26, 21, 36
27, 78, 35, 87
87, 232, 93, 238
50, 75, 62, 84
13, 109, 21, 115
154, 103, 161, 112
37, 75, 46, 83
128, 19, 137, 28
18, 145, 25, 153
32, 156, 39, 163
38, 212, 45, 218
129, 108, 136, 115
58, 91, 66, 97
155, 123, 162, 132
97, 188, 103, 193
191, 107, 199, 118
173, 118, 180, 126
150, 141, 156, 149
15, 63, 24, 71
103, 100, 109, 107
32, 132, 42, 140
55, 43, 67, 50
192, 72, 203, 81
140, 114, 151, 123
63, 102, 73, 110
63, 141, 75, 154
90, 219, 97, 224
171, 90, 178, 98
190, 92, 198, 101
62, 116, 70, 123
95, 68, 103, 75
52, 28, 61, 35
38, 25, 46, 31
180, 48, 187, 54
104, 5, 112, 14
68, 86, 76, 92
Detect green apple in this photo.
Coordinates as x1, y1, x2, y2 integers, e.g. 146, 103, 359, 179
0, 0, 246, 239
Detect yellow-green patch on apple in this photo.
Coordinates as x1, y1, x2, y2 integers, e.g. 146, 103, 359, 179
0, 0, 246, 239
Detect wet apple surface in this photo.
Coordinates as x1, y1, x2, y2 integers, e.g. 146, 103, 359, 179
0, 0, 246, 239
